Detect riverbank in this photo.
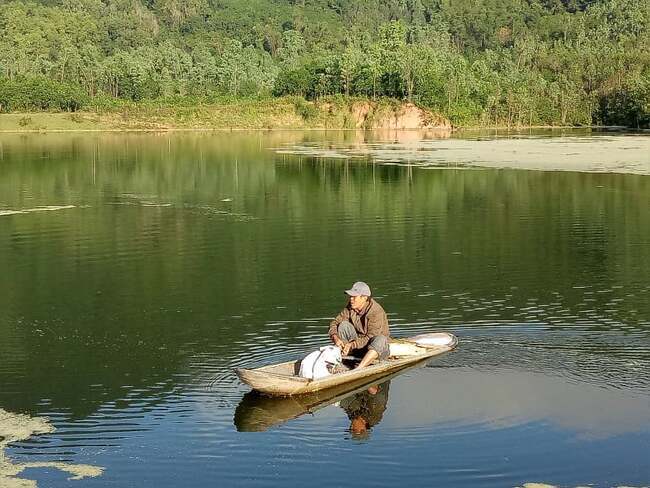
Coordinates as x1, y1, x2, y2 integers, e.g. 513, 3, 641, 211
3, 96, 641, 133
0, 97, 453, 132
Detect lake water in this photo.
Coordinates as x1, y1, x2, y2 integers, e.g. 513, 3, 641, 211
1, 130, 649, 488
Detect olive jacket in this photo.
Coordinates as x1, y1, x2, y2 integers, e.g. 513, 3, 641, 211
328, 298, 390, 350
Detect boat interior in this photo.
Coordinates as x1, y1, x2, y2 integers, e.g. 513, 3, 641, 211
257, 341, 431, 377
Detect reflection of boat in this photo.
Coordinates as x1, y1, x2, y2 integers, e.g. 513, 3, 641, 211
235, 368, 402, 432
235, 332, 457, 396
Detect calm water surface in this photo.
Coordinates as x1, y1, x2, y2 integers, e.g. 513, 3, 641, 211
1, 131, 649, 487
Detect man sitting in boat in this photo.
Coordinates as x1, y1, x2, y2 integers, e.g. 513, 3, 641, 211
328, 281, 390, 369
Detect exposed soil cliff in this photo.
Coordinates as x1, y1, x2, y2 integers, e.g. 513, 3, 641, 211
320, 100, 452, 130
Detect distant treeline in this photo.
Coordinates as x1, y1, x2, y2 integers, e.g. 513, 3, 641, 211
0, 0, 648, 127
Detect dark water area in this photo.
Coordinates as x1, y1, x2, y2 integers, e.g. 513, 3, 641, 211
0, 131, 649, 487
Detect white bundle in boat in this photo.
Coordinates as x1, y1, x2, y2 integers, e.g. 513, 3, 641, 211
299, 345, 342, 380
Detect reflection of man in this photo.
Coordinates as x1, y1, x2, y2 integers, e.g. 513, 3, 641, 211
340, 381, 390, 436
328, 281, 390, 369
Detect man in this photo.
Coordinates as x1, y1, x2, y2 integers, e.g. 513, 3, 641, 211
328, 281, 390, 369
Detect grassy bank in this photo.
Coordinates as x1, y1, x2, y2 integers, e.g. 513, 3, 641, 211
0, 97, 402, 132
0, 96, 459, 132
0, 98, 299, 132
0, 96, 621, 133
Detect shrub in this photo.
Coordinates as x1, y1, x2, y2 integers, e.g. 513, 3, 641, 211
597, 77, 650, 128
292, 97, 319, 120
0, 76, 89, 112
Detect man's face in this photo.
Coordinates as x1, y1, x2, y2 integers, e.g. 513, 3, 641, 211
349, 294, 368, 312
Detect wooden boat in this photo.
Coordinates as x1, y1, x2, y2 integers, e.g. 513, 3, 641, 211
235, 332, 458, 396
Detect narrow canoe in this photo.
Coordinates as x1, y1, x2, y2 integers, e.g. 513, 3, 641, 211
235, 332, 458, 396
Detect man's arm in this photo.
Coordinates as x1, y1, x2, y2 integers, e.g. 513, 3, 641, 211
328, 307, 350, 347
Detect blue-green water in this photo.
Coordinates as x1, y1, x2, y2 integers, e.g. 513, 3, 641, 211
1, 131, 649, 487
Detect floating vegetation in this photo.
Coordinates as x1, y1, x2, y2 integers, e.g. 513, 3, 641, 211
0, 408, 103, 487
105, 196, 255, 220
107, 194, 172, 207
518, 484, 645, 488
188, 204, 257, 222
0, 205, 76, 217
276, 136, 650, 175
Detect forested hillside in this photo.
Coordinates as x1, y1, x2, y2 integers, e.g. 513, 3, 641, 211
0, 0, 648, 127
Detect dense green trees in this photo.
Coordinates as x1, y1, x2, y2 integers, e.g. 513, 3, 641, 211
0, 0, 648, 126
0, 76, 88, 111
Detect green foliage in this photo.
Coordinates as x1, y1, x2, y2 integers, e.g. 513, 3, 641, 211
0, 0, 648, 127
292, 97, 318, 120
215, 39, 278, 96
274, 65, 313, 97
597, 73, 650, 128
0, 76, 89, 112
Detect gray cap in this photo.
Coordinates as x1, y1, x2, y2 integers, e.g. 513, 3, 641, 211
345, 281, 371, 297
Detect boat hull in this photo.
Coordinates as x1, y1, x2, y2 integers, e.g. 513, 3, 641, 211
235, 333, 457, 396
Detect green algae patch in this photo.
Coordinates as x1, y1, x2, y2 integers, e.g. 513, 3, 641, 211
0, 205, 76, 217
0, 408, 103, 487
519, 484, 643, 488
277, 134, 650, 175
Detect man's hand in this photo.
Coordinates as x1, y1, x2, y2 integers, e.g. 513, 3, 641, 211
342, 342, 353, 356
332, 334, 345, 349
